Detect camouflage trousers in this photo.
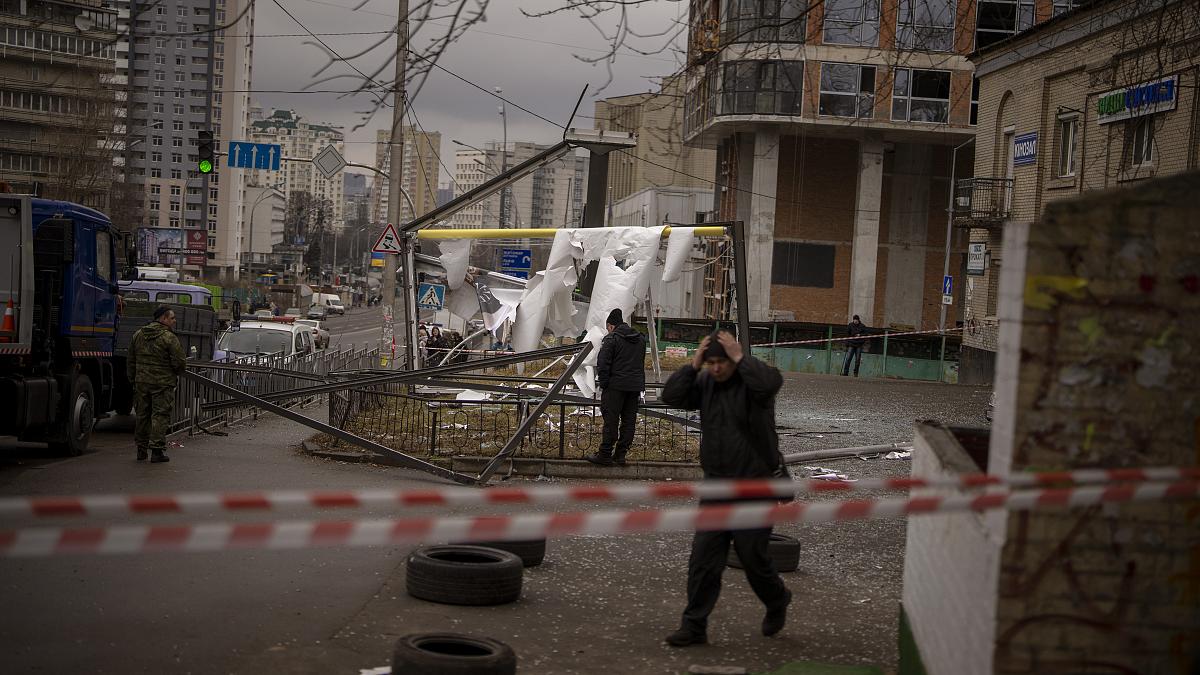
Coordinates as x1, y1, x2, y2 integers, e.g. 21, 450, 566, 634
133, 384, 175, 452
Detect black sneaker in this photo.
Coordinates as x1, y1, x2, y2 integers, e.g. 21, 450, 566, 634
136, 448, 148, 461
584, 453, 614, 467
664, 629, 707, 647
150, 452, 170, 464
762, 589, 792, 637
613, 455, 628, 467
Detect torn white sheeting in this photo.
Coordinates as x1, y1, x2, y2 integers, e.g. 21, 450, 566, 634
445, 285, 481, 322
455, 390, 489, 401
512, 229, 583, 353
883, 450, 912, 460
437, 239, 472, 290
662, 227, 695, 283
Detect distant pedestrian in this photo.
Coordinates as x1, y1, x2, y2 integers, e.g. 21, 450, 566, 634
660, 330, 791, 647
426, 326, 449, 364
586, 309, 647, 467
842, 315, 868, 377
128, 306, 186, 463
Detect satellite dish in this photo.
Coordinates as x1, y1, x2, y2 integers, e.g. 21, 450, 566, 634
74, 14, 94, 31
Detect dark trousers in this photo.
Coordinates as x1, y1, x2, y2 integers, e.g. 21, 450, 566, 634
680, 526, 789, 634
598, 388, 638, 458
842, 344, 863, 376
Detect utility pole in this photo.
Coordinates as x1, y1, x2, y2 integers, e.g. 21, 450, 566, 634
381, 0, 409, 367
497, 86, 508, 228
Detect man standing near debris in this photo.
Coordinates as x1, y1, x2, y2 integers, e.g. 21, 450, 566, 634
842, 314, 868, 377
128, 306, 187, 463
586, 308, 646, 467
660, 330, 791, 646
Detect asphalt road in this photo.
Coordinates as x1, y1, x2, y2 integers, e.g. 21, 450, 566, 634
0, 371, 991, 674
321, 305, 386, 350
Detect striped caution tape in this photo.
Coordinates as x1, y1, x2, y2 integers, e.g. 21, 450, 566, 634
1, 481, 1195, 557
757, 326, 968, 349
2, 467, 1197, 520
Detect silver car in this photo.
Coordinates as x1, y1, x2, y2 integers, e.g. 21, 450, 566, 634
295, 319, 330, 349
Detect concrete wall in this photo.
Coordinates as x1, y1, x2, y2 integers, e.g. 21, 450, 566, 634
902, 423, 1001, 675
990, 172, 1200, 673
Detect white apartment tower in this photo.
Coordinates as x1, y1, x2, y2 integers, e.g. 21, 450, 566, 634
248, 109, 346, 231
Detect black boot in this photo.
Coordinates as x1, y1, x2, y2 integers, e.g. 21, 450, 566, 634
150, 450, 170, 463
664, 628, 707, 647
612, 451, 628, 467
136, 448, 148, 461
762, 589, 792, 637
584, 452, 614, 467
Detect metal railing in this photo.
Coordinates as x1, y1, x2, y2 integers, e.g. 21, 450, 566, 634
953, 177, 1013, 226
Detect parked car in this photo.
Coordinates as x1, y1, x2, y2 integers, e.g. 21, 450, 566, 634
284, 307, 304, 318
316, 293, 346, 316
217, 320, 315, 359
307, 305, 328, 320
253, 309, 274, 319
295, 319, 330, 349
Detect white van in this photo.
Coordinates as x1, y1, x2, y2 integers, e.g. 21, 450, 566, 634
216, 319, 314, 360
316, 293, 345, 315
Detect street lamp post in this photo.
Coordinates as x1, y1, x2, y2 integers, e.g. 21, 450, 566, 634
245, 187, 274, 281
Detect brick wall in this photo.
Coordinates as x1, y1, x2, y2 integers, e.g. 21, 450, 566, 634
991, 172, 1200, 674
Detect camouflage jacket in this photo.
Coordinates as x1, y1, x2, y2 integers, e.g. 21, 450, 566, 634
127, 320, 186, 387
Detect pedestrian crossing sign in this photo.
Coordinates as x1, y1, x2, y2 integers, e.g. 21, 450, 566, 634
417, 282, 445, 310
372, 223, 403, 254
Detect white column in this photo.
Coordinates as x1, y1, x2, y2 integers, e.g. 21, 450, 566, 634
850, 137, 885, 321
748, 129, 779, 322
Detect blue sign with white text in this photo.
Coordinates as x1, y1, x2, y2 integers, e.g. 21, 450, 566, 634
500, 248, 533, 271
1013, 132, 1038, 166
227, 141, 282, 170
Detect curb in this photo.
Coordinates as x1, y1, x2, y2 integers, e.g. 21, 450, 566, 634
301, 442, 702, 481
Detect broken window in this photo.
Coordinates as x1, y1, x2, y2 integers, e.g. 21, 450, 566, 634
897, 0, 955, 51
823, 0, 880, 46
891, 68, 950, 123
819, 63, 876, 118
723, 0, 808, 44
975, 0, 1034, 49
720, 60, 805, 115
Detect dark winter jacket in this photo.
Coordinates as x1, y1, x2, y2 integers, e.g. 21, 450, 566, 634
597, 323, 646, 392
661, 356, 784, 479
847, 320, 868, 347
127, 320, 186, 387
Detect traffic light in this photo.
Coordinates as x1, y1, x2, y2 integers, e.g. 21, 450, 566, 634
198, 130, 215, 174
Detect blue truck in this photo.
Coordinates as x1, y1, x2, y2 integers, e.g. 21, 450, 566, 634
0, 195, 124, 454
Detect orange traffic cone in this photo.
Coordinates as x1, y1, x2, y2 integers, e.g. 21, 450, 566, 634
0, 299, 13, 342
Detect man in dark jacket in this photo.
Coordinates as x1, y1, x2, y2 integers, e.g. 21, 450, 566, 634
586, 308, 646, 467
842, 314, 868, 377
660, 330, 792, 646
128, 306, 187, 463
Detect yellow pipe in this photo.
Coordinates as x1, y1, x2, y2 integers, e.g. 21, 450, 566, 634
415, 226, 729, 240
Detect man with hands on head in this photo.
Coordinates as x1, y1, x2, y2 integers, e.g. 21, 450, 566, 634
660, 330, 792, 647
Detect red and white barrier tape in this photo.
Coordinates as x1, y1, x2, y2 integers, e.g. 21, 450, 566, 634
1, 481, 1195, 557
2, 467, 1197, 520
756, 326, 967, 349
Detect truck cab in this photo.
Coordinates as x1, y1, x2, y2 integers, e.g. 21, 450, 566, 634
0, 195, 121, 454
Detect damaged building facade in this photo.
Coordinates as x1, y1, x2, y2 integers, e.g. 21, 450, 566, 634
681, 0, 997, 327
956, 0, 1200, 384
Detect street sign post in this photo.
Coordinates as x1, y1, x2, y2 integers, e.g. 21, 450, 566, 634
417, 282, 445, 310
942, 294, 954, 305
227, 141, 281, 170
313, 145, 347, 180
499, 247, 532, 280
942, 275, 953, 296
372, 223, 403, 255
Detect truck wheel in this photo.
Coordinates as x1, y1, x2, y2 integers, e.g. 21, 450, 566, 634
392, 633, 516, 675
50, 375, 95, 457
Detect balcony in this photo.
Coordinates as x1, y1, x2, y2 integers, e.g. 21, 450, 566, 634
953, 178, 1013, 229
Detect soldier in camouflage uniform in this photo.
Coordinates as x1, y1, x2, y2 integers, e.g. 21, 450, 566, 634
127, 306, 186, 463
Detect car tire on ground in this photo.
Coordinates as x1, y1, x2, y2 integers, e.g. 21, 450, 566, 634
392, 632, 516, 675
406, 545, 523, 606
727, 533, 802, 573
467, 539, 546, 567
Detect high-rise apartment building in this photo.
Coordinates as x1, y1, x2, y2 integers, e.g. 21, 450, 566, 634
370, 126, 441, 225
0, 0, 119, 209
115, 0, 254, 282
594, 74, 717, 204
248, 109, 345, 231
449, 142, 587, 229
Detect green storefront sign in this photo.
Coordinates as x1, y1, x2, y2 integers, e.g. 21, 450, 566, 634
1096, 75, 1179, 124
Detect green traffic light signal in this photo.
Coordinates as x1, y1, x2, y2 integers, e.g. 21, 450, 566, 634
199, 159, 213, 174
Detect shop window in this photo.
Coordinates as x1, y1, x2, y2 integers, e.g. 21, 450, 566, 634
975, 0, 1034, 49
891, 68, 950, 123
824, 0, 880, 46
772, 242, 836, 288
722, 0, 807, 44
1130, 117, 1154, 166
897, 0, 954, 51
720, 60, 804, 115
819, 63, 875, 118
1056, 116, 1078, 177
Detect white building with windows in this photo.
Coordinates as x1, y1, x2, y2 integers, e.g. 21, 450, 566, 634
248, 109, 346, 231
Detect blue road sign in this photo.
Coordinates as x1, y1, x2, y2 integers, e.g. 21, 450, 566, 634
417, 282, 446, 310
227, 141, 282, 170
500, 248, 532, 271
943, 275, 954, 295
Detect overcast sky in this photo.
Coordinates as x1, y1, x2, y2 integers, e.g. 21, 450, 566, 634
253, 0, 688, 186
